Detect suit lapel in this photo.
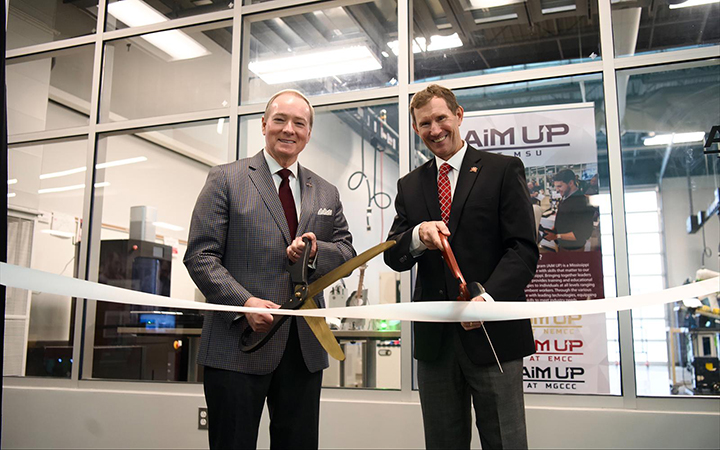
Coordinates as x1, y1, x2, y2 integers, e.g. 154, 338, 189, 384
248, 151, 293, 244
297, 164, 315, 235
421, 159, 443, 222
448, 146, 484, 240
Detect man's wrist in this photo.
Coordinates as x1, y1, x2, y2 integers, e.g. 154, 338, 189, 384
410, 224, 427, 257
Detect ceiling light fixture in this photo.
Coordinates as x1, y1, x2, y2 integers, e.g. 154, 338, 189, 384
387, 33, 463, 56
96, 156, 148, 169
107, 0, 210, 61
8, 179, 17, 185
38, 182, 110, 194
41, 229, 75, 239
40, 166, 87, 180
153, 222, 184, 231
469, 0, 525, 8
39, 156, 148, 180
669, 0, 719, 9
249, 46, 381, 85
643, 132, 705, 146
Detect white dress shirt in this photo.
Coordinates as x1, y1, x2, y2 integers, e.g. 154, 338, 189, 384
410, 141, 468, 254
264, 149, 302, 217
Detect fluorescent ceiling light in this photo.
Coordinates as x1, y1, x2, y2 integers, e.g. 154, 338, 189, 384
387, 33, 463, 56
108, 0, 166, 27
469, 0, 525, 8
669, 0, 719, 9
8, 179, 17, 185
40, 166, 86, 180
475, 13, 518, 24
387, 39, 423, 55
249, 46, 382, 85
96, 156, 148, 169
41, 229, 75, 239
643, 132, 705, 146
153, 222, 184, 231
107, 0, 209, 61
542, 5, 576, 14
426, 33, 464, 52
39, 156, 147, 180
7, 193, 16, 198
39, 182, 110, 194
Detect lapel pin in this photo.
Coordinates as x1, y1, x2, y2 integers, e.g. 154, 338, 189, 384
306, 182, 313, 187
470, 167, 478, 173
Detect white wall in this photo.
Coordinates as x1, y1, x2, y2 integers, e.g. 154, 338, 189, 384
2, 384, 719, 449
660, 175, 720, 287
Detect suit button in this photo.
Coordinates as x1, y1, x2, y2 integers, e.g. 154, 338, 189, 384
439, 290, 444, 296
400, 256, 407, 263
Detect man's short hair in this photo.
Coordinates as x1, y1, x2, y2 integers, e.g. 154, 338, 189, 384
553, 169, 577, 185
409, 84, 461, 125
264, 89, 315, 128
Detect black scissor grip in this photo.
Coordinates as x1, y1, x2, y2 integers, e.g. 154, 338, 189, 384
240, 237, 312, 353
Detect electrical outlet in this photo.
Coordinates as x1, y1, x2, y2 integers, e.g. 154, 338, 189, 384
198, 407, 209, 430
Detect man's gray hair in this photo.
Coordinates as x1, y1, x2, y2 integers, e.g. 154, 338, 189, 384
263, 89, 315, 128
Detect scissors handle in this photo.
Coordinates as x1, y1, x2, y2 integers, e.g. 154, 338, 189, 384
240, 237, 312, 353
438, 234, 471, 301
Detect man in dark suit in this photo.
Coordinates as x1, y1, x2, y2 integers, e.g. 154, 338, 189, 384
384, 85, 538, 449
184, 89, 355, 450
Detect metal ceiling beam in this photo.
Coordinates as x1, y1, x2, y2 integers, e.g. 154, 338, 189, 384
282, 14, 330, 48
413, 0, 440, 39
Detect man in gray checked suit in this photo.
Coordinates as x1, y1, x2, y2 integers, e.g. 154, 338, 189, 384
184, 89, 355, 450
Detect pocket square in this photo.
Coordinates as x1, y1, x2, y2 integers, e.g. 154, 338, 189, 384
317, 208, 333, 216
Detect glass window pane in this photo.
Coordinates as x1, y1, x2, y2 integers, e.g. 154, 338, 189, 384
612, 0, 720, 58
619, 60, 720, 397
625, 190, 658, 212
6, 138, 89, 378
629, 275, 665, 294
599, 213, 613, 236
106, 0, 234, 32
87, 120, 229, 382
625, 211, 660, 233
411, 0, 601, 83
629, 254, 664, 276
7, 45, 95, 135
239, 100, 402, 390
101, 22, 232, 122
627, 233, 662, 255
7, 0, 98, 50
242, 1, 398, 104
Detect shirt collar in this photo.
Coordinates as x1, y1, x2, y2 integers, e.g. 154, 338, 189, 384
263, 149, 299, 179
435, 140, 467, 173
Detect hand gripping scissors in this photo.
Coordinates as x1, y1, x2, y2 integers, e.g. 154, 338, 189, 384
438, 234, 504, 373
240, 238, 396, 361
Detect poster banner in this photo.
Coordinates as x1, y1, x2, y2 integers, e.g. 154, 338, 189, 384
461, 103, 610, 394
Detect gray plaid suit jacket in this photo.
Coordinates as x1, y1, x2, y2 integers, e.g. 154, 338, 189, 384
184, 150, 355, 375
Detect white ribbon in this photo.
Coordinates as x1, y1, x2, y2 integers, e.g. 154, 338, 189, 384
1, 262, 718, 322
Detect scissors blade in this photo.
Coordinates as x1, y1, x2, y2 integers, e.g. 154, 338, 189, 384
300, 298, 345, 361
299, 240, 396, 361
305, 240, 396, 300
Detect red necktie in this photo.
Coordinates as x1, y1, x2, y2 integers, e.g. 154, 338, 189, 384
438, 163, 452, 225
278, 168, 298, 238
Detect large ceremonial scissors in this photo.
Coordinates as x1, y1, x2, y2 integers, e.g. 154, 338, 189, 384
240, 239, 396, 361
438, 234, 503, 373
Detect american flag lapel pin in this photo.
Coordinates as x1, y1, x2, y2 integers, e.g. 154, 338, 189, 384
470, 167, 478, 173
306, 182, 313, 187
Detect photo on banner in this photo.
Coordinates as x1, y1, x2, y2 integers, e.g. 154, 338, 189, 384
461, 104, 609, 394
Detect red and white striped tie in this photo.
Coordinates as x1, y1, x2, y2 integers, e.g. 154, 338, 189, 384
438, 163, 452, 225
